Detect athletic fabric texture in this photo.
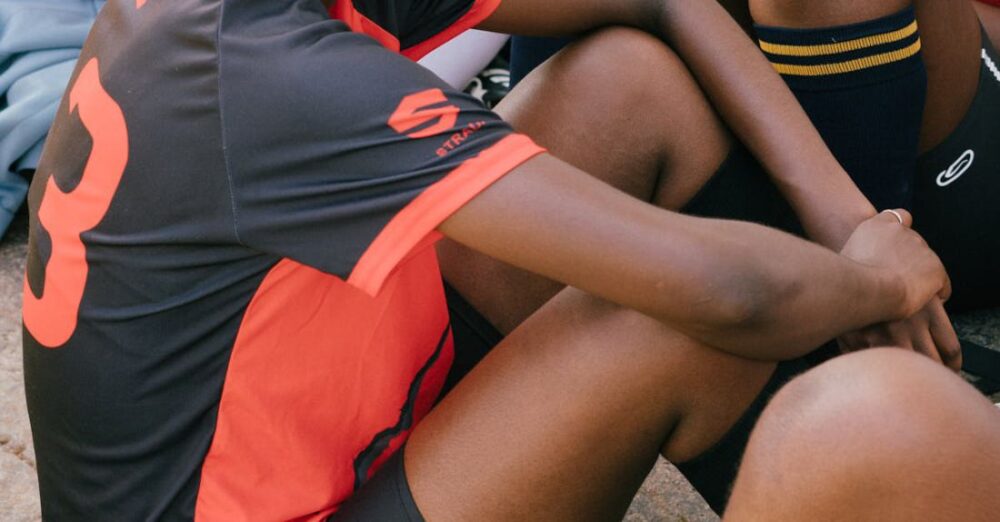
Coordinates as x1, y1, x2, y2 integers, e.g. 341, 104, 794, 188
418, 29, 510, 89
756, 7, 927, 211
329, 284, 502, 522
442, 282, 504, 396
913, 28, 1000, 312
328, 448, 426, 522
22, 0, 547, 519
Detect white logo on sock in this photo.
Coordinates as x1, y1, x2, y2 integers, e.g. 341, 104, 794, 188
984, 49, 1000, 85
937, 149, 975, 187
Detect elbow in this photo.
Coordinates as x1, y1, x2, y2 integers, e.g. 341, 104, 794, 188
691, 260, 794, 342
716, 267, 782, 332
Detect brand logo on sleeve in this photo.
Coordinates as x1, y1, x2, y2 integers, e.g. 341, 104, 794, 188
936, 149, 974, 187
389, 89, 488, 157
389, 89, 460, 139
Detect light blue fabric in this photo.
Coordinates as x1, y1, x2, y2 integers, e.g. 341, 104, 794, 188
0, 0, 103, 237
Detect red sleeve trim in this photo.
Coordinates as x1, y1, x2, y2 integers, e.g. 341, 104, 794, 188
330, 1, 402, 52
978, 0, 1000, 7
348, 134, 545, 297
402, 0, 503, 61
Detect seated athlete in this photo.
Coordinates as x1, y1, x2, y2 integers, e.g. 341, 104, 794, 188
21, 0, 999, 520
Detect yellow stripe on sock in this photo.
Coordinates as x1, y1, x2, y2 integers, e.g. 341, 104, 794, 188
759, 20, 918, 57
770, 39, 921, 76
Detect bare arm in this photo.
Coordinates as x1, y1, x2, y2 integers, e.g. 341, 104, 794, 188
477, 0, 962, 368
439, 155, 945, 360
478, 0, 876, 250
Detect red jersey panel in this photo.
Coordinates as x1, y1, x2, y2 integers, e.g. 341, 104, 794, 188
22, 0, 543, 520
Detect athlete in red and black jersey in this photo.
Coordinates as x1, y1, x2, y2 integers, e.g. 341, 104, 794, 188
23, 0, 1000, 520
25, 1, 539, 518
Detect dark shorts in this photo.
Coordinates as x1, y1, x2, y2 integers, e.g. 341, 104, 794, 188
913, 28, 1000, 312
327, 285, 494, 522
328, 446, 424, 521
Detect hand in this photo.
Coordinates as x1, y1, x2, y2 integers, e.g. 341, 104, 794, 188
838, 297, 962, 371
839, 209, 951, 319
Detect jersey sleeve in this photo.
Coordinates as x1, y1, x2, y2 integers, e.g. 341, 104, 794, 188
220, 24, 543, 296
330, 0, 502, 59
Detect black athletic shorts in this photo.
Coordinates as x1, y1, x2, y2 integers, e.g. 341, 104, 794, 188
327, 284, 490, 521
913, 27, 1000, 312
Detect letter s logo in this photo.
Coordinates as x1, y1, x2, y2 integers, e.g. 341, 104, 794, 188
23, 58, 129, 348
388, 89, 459, 139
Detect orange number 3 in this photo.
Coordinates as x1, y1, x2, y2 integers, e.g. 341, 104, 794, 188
23, 58, 129, 348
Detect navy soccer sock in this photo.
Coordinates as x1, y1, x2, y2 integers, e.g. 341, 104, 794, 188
755, 7, 927, 210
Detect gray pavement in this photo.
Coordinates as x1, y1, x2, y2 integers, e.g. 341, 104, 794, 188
1, 210, 998, 521
0, 215, 39, 522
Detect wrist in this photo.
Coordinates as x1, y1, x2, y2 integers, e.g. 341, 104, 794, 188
866, 265, 909, 323
810, 207, 876, 251
781, 166, 878, 250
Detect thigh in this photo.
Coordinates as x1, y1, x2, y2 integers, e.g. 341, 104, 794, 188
915, 0, 984, 152
976, 1, 1000, 47
404, 288, 776, 522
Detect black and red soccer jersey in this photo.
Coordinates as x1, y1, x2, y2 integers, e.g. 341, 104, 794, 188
22, 0, 543, 519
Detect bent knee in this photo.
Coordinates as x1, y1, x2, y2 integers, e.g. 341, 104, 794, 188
535, 27, 699, 115
759, 349, 998, 460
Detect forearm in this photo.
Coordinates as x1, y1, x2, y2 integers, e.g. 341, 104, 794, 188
640, 217, 905, 359
647, 0, 877, 249
482, 0, 879, 250
440, 155, 903, 360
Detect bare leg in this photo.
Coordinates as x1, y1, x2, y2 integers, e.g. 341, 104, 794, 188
439, 27, 731, 334
419, 27, 780, 520
974, 1, 1000, 49
727, 349, 1000, 521
407, 289, 775, 521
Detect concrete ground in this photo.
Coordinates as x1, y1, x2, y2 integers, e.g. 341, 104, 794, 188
1, 211, 997, 521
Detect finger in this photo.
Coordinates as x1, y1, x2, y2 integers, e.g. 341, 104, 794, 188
927, 299, 962, 372
884, 323, 913, 352
912, 325, 944, 366
880, 208, 913, 228
938, 268, 953, 303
